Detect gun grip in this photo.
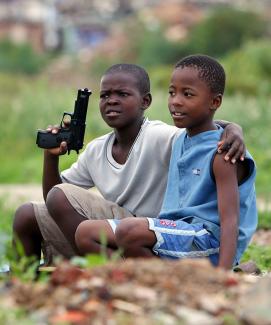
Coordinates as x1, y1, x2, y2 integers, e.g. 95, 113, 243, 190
36, 130, 63, 149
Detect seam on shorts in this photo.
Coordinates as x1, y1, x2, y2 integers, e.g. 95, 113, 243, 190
107, 219, 117, 234
157, 247, 220, 258
147, 218, 164, 256
151, 227, 209, 236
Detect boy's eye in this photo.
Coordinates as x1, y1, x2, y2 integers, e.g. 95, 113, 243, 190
184, 90, 194, 97
119, 92, 129, 97
100, 93, 109, 99
169, 90, 175, 96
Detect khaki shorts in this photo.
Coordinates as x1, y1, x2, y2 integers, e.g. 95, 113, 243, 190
32, 183, 134, 265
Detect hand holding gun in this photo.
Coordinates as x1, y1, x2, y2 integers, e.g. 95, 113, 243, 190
36, 88, 92, 154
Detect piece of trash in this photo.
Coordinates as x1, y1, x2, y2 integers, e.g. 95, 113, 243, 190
233, 260, 261, 275
0, 263, 10, 273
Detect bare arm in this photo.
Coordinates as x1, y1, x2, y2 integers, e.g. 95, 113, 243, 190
215, 120, 245, 163
42, 126, 68, 200
213, 153, 239, 269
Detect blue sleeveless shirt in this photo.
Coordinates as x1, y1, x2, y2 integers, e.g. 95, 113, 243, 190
159, 126, 257, 263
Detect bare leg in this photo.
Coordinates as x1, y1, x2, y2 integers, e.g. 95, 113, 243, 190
46, 187, 87, 254
115, 217, 156, 258
13, 203, 42, 260
75, 220, 117, 256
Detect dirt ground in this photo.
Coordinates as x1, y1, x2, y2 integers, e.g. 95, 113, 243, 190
0, 184, 43, 206
0, 184, 100, 207
0, 184, 271, 324
0, 259, 270, 324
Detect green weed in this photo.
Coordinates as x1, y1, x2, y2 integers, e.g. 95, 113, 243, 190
0, 200, 46, 282
71, 231, 122, 268
221, 313, 241, 325
3, 238, 40, 282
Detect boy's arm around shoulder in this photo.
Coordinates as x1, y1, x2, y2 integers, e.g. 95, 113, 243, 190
215, 120, 245, 163
213, 153, 239, 269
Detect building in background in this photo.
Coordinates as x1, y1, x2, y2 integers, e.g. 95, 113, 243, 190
0, 0, 270, 54
0, 0, 59, 52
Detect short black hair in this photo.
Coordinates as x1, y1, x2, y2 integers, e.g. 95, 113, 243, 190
175, 54, 226, 95
104, 63, 150, 95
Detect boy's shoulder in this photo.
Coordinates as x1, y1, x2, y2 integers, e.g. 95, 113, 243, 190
139, 119, 184, 148
144, 119, 181, 136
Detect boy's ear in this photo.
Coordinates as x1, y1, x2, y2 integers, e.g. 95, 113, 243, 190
142, 93, 152, 111
210, 94, 222, 111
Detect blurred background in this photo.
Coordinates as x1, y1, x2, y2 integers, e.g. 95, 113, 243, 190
0, 0, 270, 202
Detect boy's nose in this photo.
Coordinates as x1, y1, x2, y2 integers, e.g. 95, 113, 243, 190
107, 95, 119, 105
171, 95, 183, 107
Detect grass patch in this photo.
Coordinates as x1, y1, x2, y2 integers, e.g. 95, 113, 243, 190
0, 198, 13, 237
0, 306, 35, 325
241, 243, 271, 272
1, 70, 271, 196
258, 211, 271, 230
0, 198, 13, 263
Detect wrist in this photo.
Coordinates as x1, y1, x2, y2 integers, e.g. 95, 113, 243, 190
44, 150, 59, 161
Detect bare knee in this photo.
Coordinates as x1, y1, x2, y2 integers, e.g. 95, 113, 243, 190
116, 218, 156, 258
74, 220, 93, 254
75, 220, 115, 256
13, 202, 39, 236
115, 218, 141, 248
46, 187, 70, 222
75, 220, 105, 255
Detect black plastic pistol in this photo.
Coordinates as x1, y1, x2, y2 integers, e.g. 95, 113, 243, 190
36, 88, 92, 154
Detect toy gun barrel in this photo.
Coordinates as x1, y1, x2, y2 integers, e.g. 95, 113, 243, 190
70, 88, 92, 152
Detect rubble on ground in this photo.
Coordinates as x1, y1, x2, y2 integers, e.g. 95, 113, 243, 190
0, 258, 270, 324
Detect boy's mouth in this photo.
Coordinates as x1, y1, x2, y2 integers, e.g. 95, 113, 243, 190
105, 110, 122, 117
171, 111, 186, 118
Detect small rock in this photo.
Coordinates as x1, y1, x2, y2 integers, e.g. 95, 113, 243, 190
198, 294, 232, 315
233, 260, 261, 275
175, 306, 221, 325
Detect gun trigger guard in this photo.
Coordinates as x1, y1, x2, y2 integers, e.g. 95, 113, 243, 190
61, 112, 72, 128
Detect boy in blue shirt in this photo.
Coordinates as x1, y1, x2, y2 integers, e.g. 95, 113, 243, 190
75, 55, 257, 269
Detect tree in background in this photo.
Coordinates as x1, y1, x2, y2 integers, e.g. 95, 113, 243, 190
223, 39, 271, 95
91, 6, 268, 74
185, 7, 267, 57
0, 39, 49, 75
